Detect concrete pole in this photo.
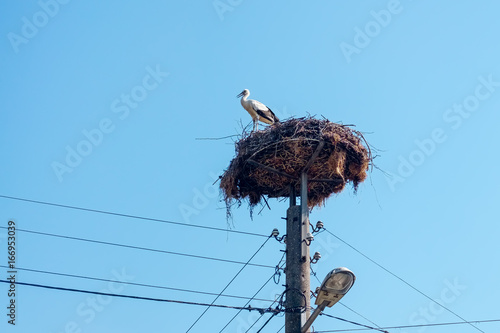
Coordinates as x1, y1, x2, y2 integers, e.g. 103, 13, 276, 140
285, 173, 311, 333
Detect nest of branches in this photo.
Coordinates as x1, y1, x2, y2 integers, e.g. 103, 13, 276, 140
220, 117, 372, 213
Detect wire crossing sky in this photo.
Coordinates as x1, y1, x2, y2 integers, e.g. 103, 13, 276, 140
0, 194, 269, 237
0, 280, 279, 314
2, 1, 500, 332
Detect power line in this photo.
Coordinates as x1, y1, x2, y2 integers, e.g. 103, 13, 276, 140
0, 265, 274, 303
243, 278, 284, 333
323, 228, 485, 333
0, 226, 274, 269
337, 303, 383, 331
0, 279, 278, 314
2, 279, 496, 332
185, 236, 271, 332
314, 318, 500, 332
0, 194, 267, 238
256, 312, 279, 333
221, 260, 287, 332
254, 291, 285, 333
319, 313, 389, 333
219, 272, 276, 332
247, 306, 279, 333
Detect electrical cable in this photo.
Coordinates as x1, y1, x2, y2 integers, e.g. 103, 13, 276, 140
243, 286, 286, 333
0, 194, 267, 238
0, 226, 274, 269
313, 318, 500, 332
219, 272, 277, 332
251, 292, 285, 333
323, 228, 485, 333
337, 303, 383, 332
0, 265, 274, 303
319, 313, 389, 333
3, 197, 486, 331
0, 279, 278, 313
245, 309, 274, 333
185, 236, 272, 332
221, 259, 287, 333
256, 312, 279, 333
242, 253, 287, 332
273, 250, 286, 284
3, 276, 495, 333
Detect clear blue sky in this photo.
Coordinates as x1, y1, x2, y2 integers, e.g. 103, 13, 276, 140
1, 1, 499, 332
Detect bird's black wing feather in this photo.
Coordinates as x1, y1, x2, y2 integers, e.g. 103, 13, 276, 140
268, 108, 279, 122
255, 107, 279, 123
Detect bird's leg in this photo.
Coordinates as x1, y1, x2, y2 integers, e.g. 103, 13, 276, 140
252, 119, 258, 132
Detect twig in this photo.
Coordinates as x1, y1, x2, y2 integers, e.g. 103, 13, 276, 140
195, 135, 239, 140
246, 159, 295, 179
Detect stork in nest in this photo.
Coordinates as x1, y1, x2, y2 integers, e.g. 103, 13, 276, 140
237, 89, 279, 131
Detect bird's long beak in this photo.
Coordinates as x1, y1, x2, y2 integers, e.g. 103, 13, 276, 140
236, 91, 245, 98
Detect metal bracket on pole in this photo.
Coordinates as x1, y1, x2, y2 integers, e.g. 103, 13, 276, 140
301, 172, 309, 263
300, 172, 311, 332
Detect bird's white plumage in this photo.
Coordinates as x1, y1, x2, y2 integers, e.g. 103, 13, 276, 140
237, 89, 279, 131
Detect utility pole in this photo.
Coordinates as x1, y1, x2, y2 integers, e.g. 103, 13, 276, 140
220, 120, 366, 331
285, 172, 311, 333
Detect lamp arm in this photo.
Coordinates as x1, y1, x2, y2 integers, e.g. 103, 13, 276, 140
301, 301, 328, 333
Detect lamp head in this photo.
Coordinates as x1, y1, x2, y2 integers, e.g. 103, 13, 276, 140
315, 267, 355, 307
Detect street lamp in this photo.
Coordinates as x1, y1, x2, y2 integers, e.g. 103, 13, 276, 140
301, 267, 356, 333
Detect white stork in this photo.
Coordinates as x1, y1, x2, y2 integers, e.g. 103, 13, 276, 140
237, 89, 279, 131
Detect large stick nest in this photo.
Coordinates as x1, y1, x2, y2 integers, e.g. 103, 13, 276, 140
220, 117, 372, 212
